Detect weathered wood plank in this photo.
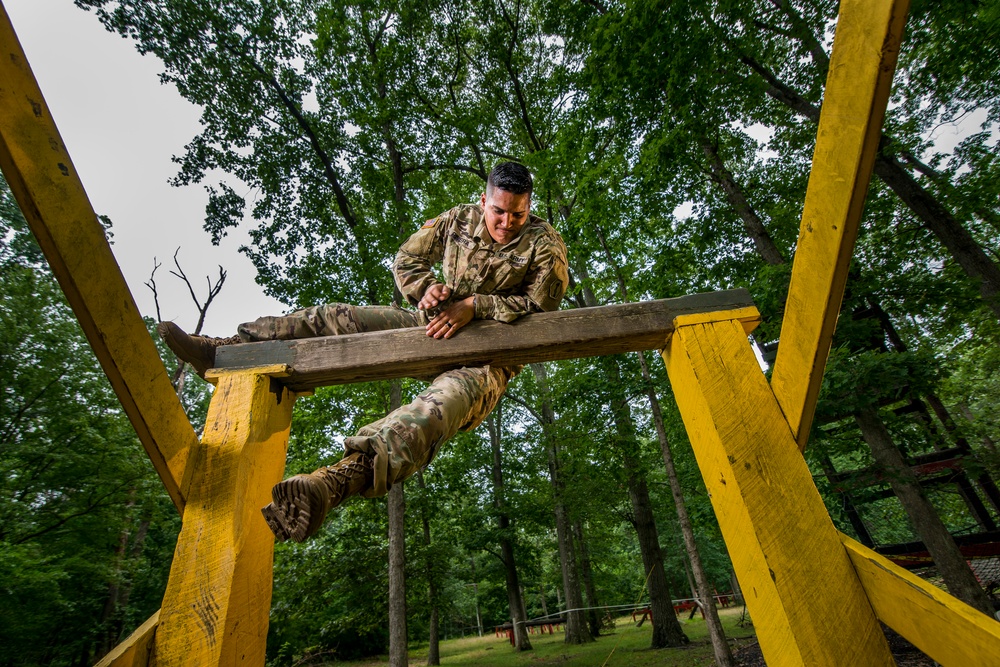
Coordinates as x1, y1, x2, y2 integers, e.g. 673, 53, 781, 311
842, 534, 1000, 666
770, 0, 910, 450
215, 289, 756, 391
0, 5, 197, 511
94, 610, 159, 667
663, 318, 893, 666
154, 370, 296, 667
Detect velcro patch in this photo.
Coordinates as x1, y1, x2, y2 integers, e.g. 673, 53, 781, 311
422, 217, 438, 228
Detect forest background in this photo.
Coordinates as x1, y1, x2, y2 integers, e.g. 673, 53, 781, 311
1, 0, 999, 665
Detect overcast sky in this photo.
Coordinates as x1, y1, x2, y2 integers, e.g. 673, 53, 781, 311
6, 0, 286, 335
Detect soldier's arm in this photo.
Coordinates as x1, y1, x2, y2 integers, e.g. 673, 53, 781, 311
474, 234, 569, 322
393, 212, 449, 307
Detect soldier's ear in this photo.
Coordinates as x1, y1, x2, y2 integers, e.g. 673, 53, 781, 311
480, 192, 487, 207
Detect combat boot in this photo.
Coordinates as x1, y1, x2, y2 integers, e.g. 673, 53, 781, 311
261, 452, 374, 543
157, 321, 241, 377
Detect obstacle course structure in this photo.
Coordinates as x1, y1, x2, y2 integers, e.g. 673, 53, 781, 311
2, 0, 1000, 664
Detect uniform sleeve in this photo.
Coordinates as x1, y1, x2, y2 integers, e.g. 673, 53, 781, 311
474, 233, 569, 322
393, 211, 450, 307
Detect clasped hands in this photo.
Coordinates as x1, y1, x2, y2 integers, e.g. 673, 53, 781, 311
419, 284, 474, 339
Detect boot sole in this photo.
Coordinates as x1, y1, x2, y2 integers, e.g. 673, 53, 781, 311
261, 503, 292, 542
263, 475, 329, 543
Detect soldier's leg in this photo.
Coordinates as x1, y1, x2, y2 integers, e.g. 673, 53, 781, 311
347, 365, 518, 496
160, 304, 425, 376
238, 303, 425, 341
263, 365, 518, 542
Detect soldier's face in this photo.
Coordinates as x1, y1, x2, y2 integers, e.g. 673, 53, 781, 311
481, 187, 531, 245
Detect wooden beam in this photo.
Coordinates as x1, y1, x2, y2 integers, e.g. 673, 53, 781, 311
94, 610, 158, 667
842, 534, 1000, 666
770, 0, 910, 450
215, 289, 757, 391
154, 369, 296, 666
663, 318, 893, 666
0, 3, 197, 511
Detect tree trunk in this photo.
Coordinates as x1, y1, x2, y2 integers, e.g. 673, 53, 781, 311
388, 381, 408, 667
730, 569, 744, 607
702, 140, 787, 266
572, 519, 602, 638
603, 356, 689, 648
638, 350, 733, 664
855, 405, 993, 615
469, 556, 484, 636
872, 149, 1000, 320
530, 363, 592, 644
487, 412, 533, 651
415, 470, 440, 665
570, 257, 686, 647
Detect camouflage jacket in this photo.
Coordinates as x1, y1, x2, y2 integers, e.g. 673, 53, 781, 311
393, 203, 568, 322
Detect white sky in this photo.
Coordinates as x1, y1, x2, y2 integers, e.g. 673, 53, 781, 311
5, 0, 287, 334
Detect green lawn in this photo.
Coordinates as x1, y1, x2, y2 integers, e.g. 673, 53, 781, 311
327, 607, 756, 667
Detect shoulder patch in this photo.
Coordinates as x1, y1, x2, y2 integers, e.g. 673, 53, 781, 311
422, 217, 438, 229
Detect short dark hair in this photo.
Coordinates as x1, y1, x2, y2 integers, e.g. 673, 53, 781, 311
486, 162, 533, 197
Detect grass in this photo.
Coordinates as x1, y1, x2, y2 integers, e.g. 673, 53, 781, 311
324, 606, 757, 667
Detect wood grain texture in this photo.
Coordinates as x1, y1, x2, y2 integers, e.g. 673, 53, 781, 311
770, 0, 910, 450
663, 319, 893, 667
94, 610, 159, 667
842, 534, 1000, 666
0, 5, 197, 511
215, 290, 755, 392
154, 371, 296, 667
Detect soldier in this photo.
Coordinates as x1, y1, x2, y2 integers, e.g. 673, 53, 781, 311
159, 162, 568, 542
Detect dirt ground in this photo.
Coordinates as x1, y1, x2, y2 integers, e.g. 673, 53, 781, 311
732, 626, 937, 666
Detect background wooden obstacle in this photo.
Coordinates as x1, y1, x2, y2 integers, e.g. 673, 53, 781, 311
2, 0, 1000, 665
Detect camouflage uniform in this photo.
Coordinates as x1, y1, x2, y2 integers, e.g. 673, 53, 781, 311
239, 203, 568, 497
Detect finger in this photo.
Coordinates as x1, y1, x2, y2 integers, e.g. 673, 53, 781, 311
443, 321, 461, 339
426, 317, 448, 338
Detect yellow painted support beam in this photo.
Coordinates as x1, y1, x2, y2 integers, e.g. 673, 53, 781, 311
94, 610, 159, 667
770, 0, 910, 450
154, 370, 296, 666
0, 2, 197, 511
842, 535, 1000, 667
663, 318, 894, 666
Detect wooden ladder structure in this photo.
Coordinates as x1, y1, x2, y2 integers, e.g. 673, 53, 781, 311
2, 0, 999, 664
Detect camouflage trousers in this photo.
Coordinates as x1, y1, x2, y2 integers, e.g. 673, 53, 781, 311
238, 304, 517, 497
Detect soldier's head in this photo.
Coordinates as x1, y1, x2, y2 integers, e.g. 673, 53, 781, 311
482, 162, 532, 245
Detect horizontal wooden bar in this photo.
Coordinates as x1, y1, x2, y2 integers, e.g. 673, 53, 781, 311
215, 290, 757, 392
842, 534, 1000, 666
0, 5, 196, 512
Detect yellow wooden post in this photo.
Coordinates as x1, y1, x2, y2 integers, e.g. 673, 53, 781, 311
0, 1, 197, 511
841, 535, 1000, 667
153, 367, 296, 666
94, 611, 159, 667
663, 315, 894, 666
769, 0, 910, 449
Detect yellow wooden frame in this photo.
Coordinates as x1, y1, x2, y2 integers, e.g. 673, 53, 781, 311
4, 0, 1000, 665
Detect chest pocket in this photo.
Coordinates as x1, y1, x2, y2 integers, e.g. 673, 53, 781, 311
480, 253, 530, 294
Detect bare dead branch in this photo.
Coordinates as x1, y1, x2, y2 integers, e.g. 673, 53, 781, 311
143, 257, 164, 323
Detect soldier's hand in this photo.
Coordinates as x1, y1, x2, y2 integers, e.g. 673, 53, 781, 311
426, 296, 474, 339
419, 283, 451, 311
